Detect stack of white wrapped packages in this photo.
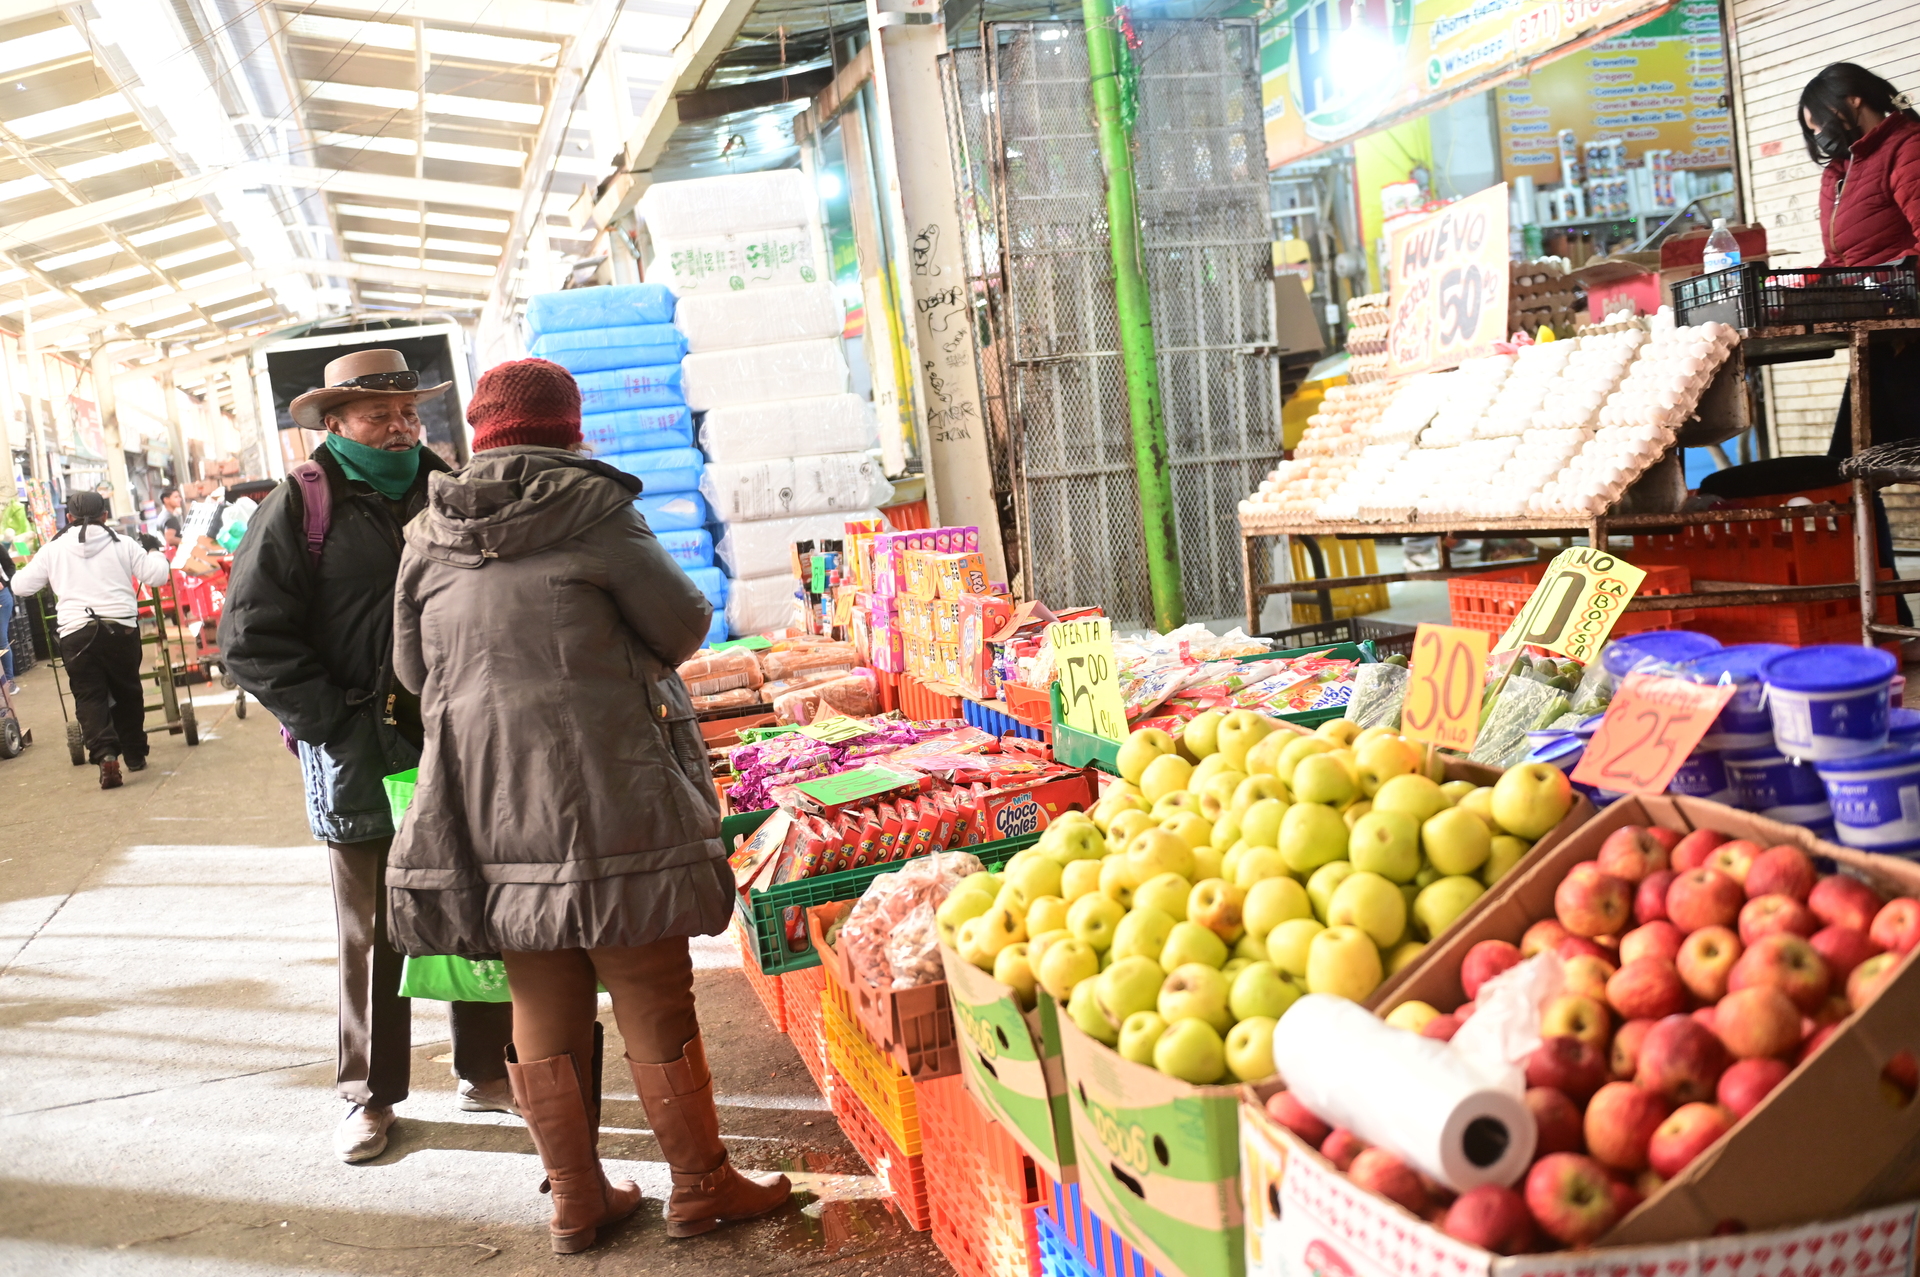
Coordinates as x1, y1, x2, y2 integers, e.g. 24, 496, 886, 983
640, 171, 890, 638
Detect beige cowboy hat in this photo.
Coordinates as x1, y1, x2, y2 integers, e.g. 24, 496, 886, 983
289, 348, 452, 431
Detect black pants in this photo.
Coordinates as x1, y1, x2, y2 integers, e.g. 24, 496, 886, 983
1827, 335, 1920, 627
59, 621, 147, 763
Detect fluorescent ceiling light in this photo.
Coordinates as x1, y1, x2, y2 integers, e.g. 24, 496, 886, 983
57, 141, 168, 183
0, 290, 77, 317
303, 81, 416, 110
286, 15, 412, 52
337, 203, 508, 232
74, 264, 151, 292
342, 229, 422, 250
428, 94, 543, 125
127, 214, 216, 247
155, 241, 230, 270
6, 92, 133, 140
0, 25, 88, 77
349, 252, 493, 276
424, 29, 557, 66
210, 299, 274, 322
317, 132, 526, 168
176, 261, 248, 290
36, 240, 120, 272
102, 284, 174, 311
428, 237, 501, 257
0, 174, 50, 203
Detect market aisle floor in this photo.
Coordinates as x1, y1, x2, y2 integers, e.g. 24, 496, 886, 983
0, 660, 946, 1276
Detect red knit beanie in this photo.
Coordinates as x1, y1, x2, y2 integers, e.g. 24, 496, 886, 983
467, 358, 583, 451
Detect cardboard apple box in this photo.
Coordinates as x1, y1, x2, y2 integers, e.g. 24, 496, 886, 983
1379, 793, 1920, 1246
938, 940, 1076, 1182
1239, 1076, 1920, 1277
1058, 1012, 1244, 1277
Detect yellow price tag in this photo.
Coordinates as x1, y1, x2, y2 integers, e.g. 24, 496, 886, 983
1049, 618, 1128, 743
1494, 547, 1648, 664
1400, 623, 1490, 753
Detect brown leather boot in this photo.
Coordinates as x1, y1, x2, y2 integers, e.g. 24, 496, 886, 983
630, 1036, 791, 1237
506, 1038, 642, 1254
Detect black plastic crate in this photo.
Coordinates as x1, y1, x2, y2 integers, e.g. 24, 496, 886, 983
1258, 615, 1417, 660
1674, 258, 1920, 329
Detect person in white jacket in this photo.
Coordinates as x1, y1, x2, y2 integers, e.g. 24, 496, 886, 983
14, 491, 171, 788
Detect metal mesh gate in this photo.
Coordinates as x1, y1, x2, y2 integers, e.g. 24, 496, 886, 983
942, 20, 1278, 628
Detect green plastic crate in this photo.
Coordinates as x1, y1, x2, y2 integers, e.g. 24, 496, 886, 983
1048, 639, 1373, 774
725, 806, 1042, 975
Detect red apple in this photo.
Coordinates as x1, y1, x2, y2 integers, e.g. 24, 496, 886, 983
1611, 1018, 1654, 1080
1667, 868, 1745, 933
1744, 845, 1816, 902
1706, 839, 1760, 887
1676, 926, 1743, 1002
1442, 1184, 1537, 1255
1565, 953, 1618, 1003
1583, 1081, 1671, 1171
1349, 1147, 1429, 1215
1456, 1000, 1477, 1019
1814, 993, 1853, 1027
1871, 898, 1920, 956
1636, 1014, 1728, 1104
1620, 920, 1684, 966
1265, 1090, 1330, 1147
1420, 1013, 1461, 1041
1611, 1176, 1646, 1217
1738, 893, 1818, 945
1557, 863, 1634, 937
1525, 1153, 1624, 1246
1557, 935, 1615, 964
1809, 874, 1884, 934
1647, 827, 1684, 853
1847, 951, 1902, 1010
1541, 994, 1612, 1054
1525, 1034, 1609, 1102
1525, 1086, 1585, 1155
1728, 933, 1831, 1013
1461, 939, 1524, 1000
1808, 924, 1882, 984
1799, 1021, 1843, 1064
1691, 1005, 1719, 1032
1636, 870, 1678, 925
1648, 1102, 1734, 1177
1321, 1127, 1367, 1171
1607, 957, 1689, 1021
1597, 826, 1670, 883
1716, 1057, 1790, 1117
1670, 828, 1729, 872
1522, 918, 1571, 958
1713, 987, 1802, 1059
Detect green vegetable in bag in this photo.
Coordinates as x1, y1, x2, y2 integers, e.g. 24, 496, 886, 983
1344, 662, 1409, 730
1470, 677, 1568, 770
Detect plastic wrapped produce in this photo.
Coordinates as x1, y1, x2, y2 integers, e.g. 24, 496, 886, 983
582, 405, 692, 454
1343, 661, 1410, 729
726, 573, 802, 637
772, 670, 881, 724
678, 647, 764, 697
529, 323, 687, 374
675, 282, 843, 352
655, 527, 714, 569
636, 170, 815, 240
652, 228, 820, 296
681, 339, 848, 411
575, 364, 685, 414
526, 284, 674, 335
701, 452, 892, 523
1470, 676, 1572, 769
699, 394, 877, 464
839, 850, 986, 991
716, 509, 881, 578
602, 446, 705, 495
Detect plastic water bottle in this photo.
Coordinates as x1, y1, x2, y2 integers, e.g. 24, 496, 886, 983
1703, 218, 1741, 274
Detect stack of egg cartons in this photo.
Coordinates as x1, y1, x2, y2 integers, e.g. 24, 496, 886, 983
524, 283, 729, 645
639, 171, 889, 639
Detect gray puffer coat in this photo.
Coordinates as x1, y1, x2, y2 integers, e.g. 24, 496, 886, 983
384, 446, 732, 958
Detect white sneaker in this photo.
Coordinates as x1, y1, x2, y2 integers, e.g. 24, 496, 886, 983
457, 1076, 520, 1116
335, 1103, 396, 1163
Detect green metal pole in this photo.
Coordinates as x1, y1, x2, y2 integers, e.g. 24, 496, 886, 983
1080, 0, 1184, 632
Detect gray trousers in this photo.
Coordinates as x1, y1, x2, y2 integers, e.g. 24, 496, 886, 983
328, 837, 512, 1107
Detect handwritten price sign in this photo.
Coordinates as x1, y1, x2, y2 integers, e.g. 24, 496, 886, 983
1571, 674, 1736, 794
1049, 618, 1129, 743
1385, 183, 1511, 376
1401, 624, 1490, 752
1494, 546, 1649, 665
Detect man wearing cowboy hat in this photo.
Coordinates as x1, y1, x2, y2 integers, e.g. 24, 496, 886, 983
225, 350, 516, 1164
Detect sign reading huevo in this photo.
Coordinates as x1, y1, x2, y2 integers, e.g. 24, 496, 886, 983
1385, 185, 1512, 376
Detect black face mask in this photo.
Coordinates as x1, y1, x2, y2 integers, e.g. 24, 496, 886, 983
1815, 125, 1854, 160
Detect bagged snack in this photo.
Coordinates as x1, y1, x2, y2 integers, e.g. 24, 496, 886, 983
771, 670, 880, 725
691, 686, 761, 712
761, 642, 861, 682
679, 647, 764, 697
838, 849, 986, 990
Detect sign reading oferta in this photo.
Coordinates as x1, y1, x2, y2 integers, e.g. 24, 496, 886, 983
1259, 0, 1676, 169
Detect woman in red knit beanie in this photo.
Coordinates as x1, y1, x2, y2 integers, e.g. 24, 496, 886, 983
386, 356, 789, 1251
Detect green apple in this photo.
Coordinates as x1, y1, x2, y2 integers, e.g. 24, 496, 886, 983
1200, 771, 1248, 820
1225, 1016, 1279, 1082
1275, 735, 1337, 785
1490, 762, 1575, 839
1327, 870, 1408, 949
1305, 860, 1357, 922
1239, 797, 1288, 851
1067, 892, 1126, 951
1229, 960, 1302, 1020
1188, 877, 1248, 944
1317, 719, 1362, 746
1125, 829, 1196, 883
1025, 895, 1069, 937
1153, 1017, 1227, 1084
994, 942, 1038, 1008
936, 889, 994, 948
1355, 735, 1420, 797
1414, 864, 1441, 889
1061, 858, 1104, 903
1220, 957, 1251, 984
1233, 845, 1291, 888
1244, 876, 1313, 936
1400, 882, 1419, 918
1133, 872, 1192, 920
1280, 802, 1349, 876
1348, 809, 1421, 883
1157, 961, 1232, 1032
1230, 775, 1291, 818
1267, 917, 1325, 978
1116, 728, 1176, 785
979, 901, 1026, 951
1089, 791, 1147, 833
1159, 920, 1228, 970
1385, 938, 1426, 975
1343, 800, 1373, 830
1150, 791, 1205, 823
1232, 931, 1269, 963
1209, 813, 1243, 853
957, 916, 997, 970
1036, 936, 1100, 1001
1140, 753, 1195, 804
1291, 754, 1356, 806
1160, 811, 1214, 852
1182, 710, 1225, 759
1118, 1010, 1169, 1064
1098, 855, 1140, 909
1421, 807, 1492, 876
1189, 750, 1236, 792
1439, 780, 1477, 805
1384, 1000, 1439, 1033
1221, 841, 1248, 884
1412, 875, 1485, 940
1067, 975, 1119, 1045
1036, 819, 1108, 865
1106, 810, 1154, 855
1094, 954, 1165, 1029
1306, 924, 1384, 1002
1456, 786, 1502, 832
1483, 834, 1531, 885
1190, 843, 1223, 882
1007, 853, 1065, 902
1242, 730, 1290, 779
1215, 709, 1276, 770
1027, 928, 1071, 973
1372, 773, 1449, 824
1109, 905, 1177, 964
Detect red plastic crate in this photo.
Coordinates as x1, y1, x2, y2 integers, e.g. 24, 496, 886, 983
920, 1075, 1043, 1277
783, 966, 831, 1098
1033, 1167, 1164, 1277
873, 667, 900, 713
1448, 561, 1693, 637
1628, 486, 1859, 587
902, 672, 964, 722
732, 917, 785, 1033
1684, 571, 1898, 646
882, 497, 932, 531
831, 1066, 932, 1230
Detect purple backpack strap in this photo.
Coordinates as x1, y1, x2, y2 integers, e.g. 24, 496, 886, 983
289, 460, 332, 570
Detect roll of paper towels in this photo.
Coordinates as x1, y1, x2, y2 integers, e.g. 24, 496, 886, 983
1271, 995, 1536, 1191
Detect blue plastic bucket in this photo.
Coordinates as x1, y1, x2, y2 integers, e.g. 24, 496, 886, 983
1602, 631, 1722, 679
1815, 745, 1920, 853
1724, 751, 1829, 813
1763, 645, 1897, 762
1681, 642, 1793, 753
1890, 708, 1920, 747
1668, 747, 1736, 805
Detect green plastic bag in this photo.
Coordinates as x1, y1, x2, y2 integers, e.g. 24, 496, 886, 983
385, 768, 512, 1004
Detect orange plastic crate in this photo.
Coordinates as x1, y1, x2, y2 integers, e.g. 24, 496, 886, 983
1002, 681, 1055, 729
1447, 561, 1693, 637
1629, 484, 1860, 587
901, 672, 964, 722
873, 667, 900, 713
732, 917, 785, 1033
824, 994, 923, 1155
783, 966, 831, 1097
920, 1075, 1042, 1277
831, 1068, 932, 1230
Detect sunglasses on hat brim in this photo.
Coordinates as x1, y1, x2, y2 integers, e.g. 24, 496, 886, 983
334, 370, 420, 392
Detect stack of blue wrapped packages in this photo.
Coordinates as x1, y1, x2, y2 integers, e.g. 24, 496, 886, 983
526, 284, 728, 645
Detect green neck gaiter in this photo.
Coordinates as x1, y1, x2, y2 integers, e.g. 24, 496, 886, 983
325, 433, 422, 501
